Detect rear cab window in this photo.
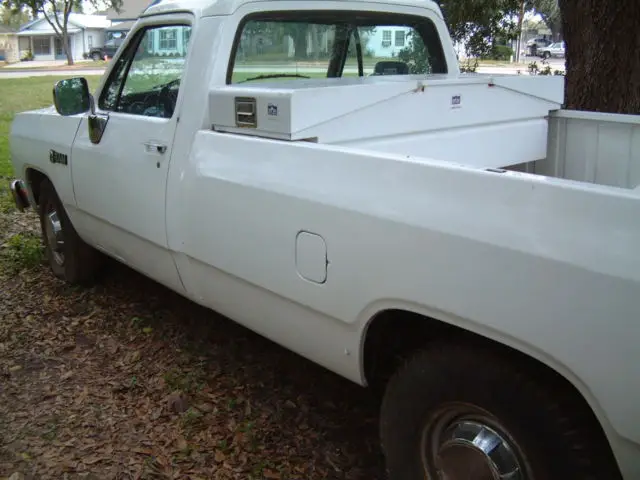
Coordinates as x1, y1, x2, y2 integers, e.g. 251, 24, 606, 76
227, 11, 448, 84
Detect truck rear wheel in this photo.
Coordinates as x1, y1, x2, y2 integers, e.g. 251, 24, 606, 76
38, 178, 102, 284
379, 342, 620, 480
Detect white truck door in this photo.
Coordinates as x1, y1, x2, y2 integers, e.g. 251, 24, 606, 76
70, 21, 192, 291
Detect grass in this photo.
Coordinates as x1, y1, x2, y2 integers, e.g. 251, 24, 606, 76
0, 184, 14, 213
0, 231, 44, 273
0, 75, 103, 179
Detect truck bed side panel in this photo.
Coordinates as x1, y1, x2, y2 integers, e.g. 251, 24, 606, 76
167, 130, 640, 448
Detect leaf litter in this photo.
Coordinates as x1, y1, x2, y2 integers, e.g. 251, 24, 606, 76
0, 204, 384, 479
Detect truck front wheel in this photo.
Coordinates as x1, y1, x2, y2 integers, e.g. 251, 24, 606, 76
380, 342, 620, 480
38, 178, 103, 284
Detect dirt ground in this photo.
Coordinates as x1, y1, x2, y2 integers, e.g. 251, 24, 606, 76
0, 203, 385, 479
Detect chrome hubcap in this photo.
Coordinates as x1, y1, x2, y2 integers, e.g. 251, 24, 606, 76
422, 405, 528, 480
45, 209, 65, 266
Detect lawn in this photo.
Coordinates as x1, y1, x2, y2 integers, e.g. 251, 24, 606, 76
0, 75, 103, 179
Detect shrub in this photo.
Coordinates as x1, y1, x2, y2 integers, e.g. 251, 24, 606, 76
483, 45, 514, 61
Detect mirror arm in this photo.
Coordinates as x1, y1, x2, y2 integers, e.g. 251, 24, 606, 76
89, 94, 96, 116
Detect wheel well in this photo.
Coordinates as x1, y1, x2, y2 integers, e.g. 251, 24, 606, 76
25, 168, 48, 207
363, 308, 621, 474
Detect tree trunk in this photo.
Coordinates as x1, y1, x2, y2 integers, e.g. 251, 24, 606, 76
558, 0, 640, 114
62, 32, 74, 66
548, 18, 562, 41
311, 25, 321, 60
514, 0, 526, 63
293, 28, 307, 60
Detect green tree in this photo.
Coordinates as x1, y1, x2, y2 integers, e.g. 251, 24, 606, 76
529, 0, 561, 40
2, 0, 122, 65
439, 0, 522, 58
558, 0, 640, 114
1, 4, 31, 28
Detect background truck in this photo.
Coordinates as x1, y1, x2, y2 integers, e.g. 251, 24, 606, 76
85, 35, 126, 61
8, 0, 640, 478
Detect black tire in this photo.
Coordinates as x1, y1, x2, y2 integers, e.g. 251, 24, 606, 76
380, 342, 621, 480
542, 52, 550, 60
91, 51, 102, 61
38, 178, 103, 284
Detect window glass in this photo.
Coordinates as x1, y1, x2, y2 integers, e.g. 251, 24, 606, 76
99, 24, 191, 118
33, 37, 50, 55
229, 13, 447, 84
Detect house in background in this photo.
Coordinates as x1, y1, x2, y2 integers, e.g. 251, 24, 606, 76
16, 13, 110, 61
103, 0, 191, 58
0, 25, 19, 63
104, 0, 148, 41
366, 26, 412, 58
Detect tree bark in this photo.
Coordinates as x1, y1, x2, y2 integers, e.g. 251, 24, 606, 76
62, 31, 73, 65
292, 26, 308, 60
558, 0, 640, 114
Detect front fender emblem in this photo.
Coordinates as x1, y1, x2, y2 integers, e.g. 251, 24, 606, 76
49, 150, 68, 165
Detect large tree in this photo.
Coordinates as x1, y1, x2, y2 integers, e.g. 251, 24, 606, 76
3, 0, 121, 65
439, 0, 521, 57
558, 0, 640, 114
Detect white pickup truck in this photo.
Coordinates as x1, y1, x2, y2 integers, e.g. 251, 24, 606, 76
8, 0, 640, 478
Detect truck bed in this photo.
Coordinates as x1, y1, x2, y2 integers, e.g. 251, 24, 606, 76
535, 109, 640, 191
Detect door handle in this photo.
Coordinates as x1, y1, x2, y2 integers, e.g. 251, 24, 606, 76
143, 142, 167, 154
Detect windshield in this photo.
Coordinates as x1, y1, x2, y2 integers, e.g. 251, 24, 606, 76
228, 11, 448, 84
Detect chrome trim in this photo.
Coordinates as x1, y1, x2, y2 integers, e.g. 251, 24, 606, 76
9, 179, 31, 212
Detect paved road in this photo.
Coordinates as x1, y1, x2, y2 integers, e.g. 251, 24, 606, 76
0, 58, 565, 79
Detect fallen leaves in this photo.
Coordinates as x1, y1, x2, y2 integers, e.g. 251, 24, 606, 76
0, 204, 385, 479
167, 391, 190, 413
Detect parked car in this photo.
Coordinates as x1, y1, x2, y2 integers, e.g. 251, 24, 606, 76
525, 37, 552, 56
8, 0, 640, 478
538, 41, 566, 59
86, 35, 126, 61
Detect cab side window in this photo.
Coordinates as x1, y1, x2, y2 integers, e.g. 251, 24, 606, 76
99, 24, 192, 119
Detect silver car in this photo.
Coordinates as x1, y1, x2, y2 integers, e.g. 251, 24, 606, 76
539, 41, 565, 59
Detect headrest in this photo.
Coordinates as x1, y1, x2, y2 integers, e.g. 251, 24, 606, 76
373, 61, 409, 75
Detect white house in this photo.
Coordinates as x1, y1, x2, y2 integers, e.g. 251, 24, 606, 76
16, 13, 110, 61
145, 25, 191, 57
365, 26, 413, 58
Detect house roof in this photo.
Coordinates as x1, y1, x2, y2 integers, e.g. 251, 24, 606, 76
105, 0, 151, 21
106, 20, 137, 31
18, 13, 110, 32
68, 13, 111, 28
